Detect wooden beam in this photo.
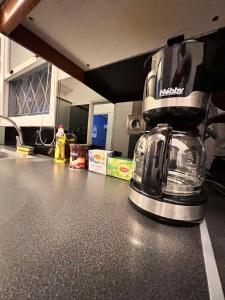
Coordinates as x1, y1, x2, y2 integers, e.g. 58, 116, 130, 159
9, 25, 84, 81
0, 0, 41, 34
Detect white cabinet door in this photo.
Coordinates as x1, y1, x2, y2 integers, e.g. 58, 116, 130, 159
4, 37, 44, 80
0, 35, 59, 127
9, 40, 35, 71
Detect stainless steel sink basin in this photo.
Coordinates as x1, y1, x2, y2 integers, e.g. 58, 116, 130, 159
0, 151, 14, 159
0, 147, 51, 162
0, 148, 33, 159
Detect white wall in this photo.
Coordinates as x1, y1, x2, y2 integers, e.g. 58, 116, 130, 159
0, 127, 5, 144
91, 102, 133, 155
112, 102, 133, 157
93, 103, 114, 114
59, 76, 106, 105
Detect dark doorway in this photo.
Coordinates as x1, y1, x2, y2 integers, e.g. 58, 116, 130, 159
69, 104, 89, 144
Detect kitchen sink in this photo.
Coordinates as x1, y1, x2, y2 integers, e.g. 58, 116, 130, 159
0, 147, 50, 162
0, 150, 15, 159
0, 148, 33, 159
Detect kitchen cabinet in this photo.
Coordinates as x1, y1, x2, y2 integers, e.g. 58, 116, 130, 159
0, 35, 59, 127
9, 40, 35, 72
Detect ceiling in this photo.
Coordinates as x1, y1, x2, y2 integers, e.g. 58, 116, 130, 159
59, 77, 107, 105
23, 0, 225, 70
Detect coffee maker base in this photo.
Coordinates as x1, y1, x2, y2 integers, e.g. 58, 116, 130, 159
128, 184, 205, 224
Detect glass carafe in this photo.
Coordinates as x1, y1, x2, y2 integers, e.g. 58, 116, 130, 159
163, 131, 205, 196
132, 125, 206, 197
133, 133, 148, 185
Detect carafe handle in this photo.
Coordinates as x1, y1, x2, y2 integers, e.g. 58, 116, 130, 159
141, 124, 172, 197
143, 70, 156, 99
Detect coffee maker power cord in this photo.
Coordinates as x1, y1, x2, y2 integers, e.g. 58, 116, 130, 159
205, 178, 225, 196
38, 63, 59, 146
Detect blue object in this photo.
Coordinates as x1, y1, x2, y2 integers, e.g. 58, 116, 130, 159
92, 114, 108, 148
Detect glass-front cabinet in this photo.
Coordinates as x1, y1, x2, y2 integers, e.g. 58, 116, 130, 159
0, 35, 59, 127
8, 64, 52, 117
9, 40, 35, 72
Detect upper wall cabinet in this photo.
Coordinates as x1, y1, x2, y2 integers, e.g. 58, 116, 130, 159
9, 40, 35, 71
8, 63, 52, 117
0, 35, 59, 127
3, 37, 45, 80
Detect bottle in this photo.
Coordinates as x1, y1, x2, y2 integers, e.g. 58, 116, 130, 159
54, 125, 66, 163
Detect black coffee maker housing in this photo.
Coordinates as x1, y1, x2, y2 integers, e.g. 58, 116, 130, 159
128, 39, 218, 224
143, 40, 217, 130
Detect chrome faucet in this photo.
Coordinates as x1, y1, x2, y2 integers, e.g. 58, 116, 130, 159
0, 115, 24, 146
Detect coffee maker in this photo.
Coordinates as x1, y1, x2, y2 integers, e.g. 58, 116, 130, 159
128, 39, 217, 224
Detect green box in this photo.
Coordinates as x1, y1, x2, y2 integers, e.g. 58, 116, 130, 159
107, 157, 133, 181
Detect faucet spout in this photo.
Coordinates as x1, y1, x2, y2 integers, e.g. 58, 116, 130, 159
0, 115, 24, 146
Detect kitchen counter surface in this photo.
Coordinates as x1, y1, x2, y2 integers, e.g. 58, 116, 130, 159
0, 158, 224, 300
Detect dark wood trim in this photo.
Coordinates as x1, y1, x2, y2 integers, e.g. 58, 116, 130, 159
9, 25, 84, 82
0, 0, 41, 34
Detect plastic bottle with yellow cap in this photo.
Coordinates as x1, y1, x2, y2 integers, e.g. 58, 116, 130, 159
54, 125, 66, 163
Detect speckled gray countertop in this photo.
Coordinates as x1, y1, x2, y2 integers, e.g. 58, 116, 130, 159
0, 157, 224, 300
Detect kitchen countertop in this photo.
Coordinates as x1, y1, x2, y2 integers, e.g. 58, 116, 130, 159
0, 157, 224, 300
